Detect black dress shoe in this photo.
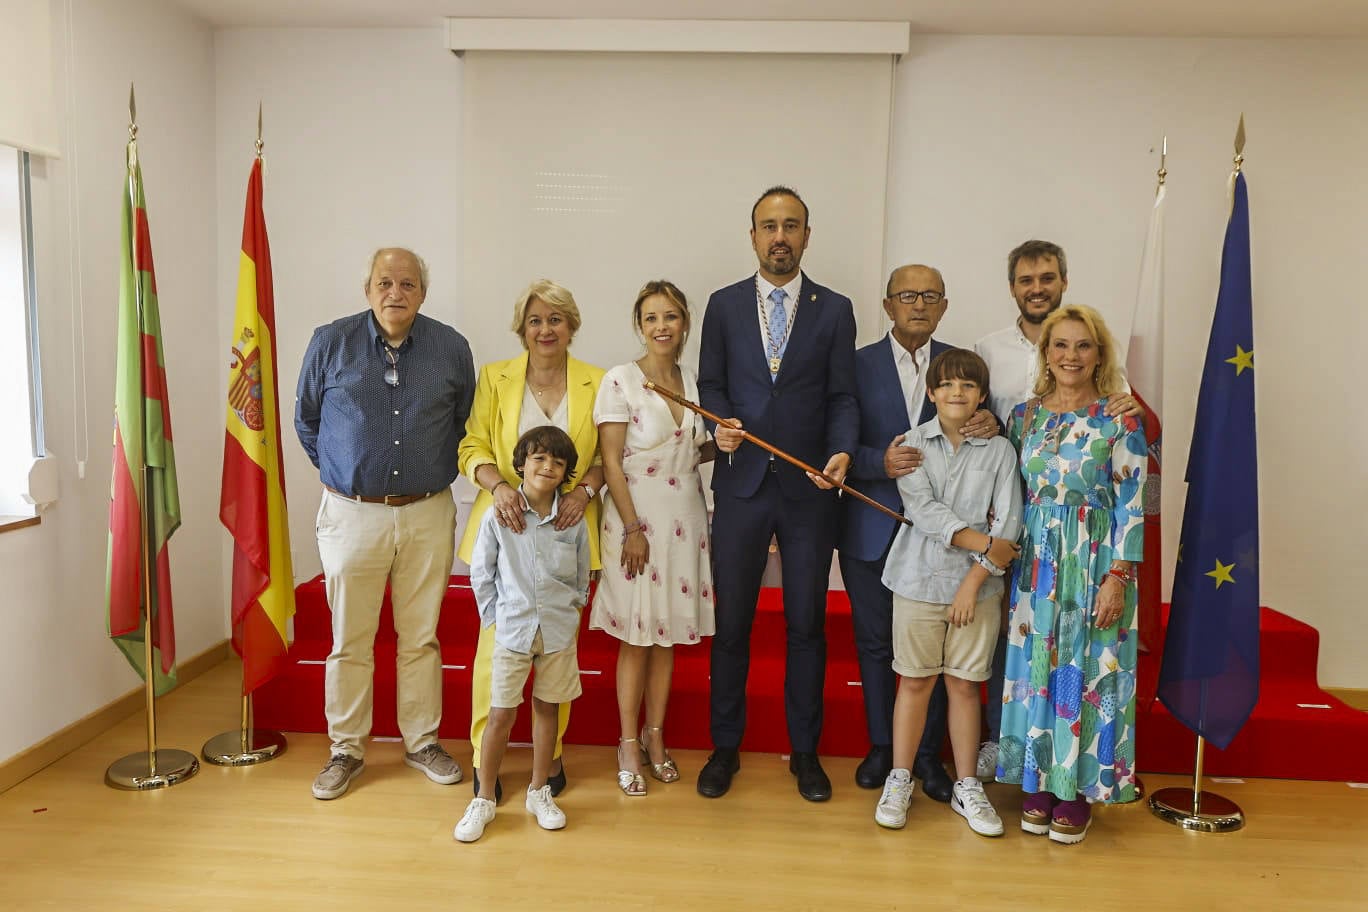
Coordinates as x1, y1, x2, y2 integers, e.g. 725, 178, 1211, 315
913, 756, 953, 803
790, 752, 832, 802
855, 744, 893, 789
548, 760, 567, 797
696, 748, 740, 798
471, 768, 503, 804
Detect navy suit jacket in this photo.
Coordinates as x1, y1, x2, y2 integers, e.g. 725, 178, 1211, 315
838, 336, 953, 563
698, 273, 858, 500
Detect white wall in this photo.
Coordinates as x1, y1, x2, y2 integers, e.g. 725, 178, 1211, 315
0, 0, 221, 765
885, 35, 1368, 688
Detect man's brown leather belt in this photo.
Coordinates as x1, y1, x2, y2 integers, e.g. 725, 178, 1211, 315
324, 485, 437, 507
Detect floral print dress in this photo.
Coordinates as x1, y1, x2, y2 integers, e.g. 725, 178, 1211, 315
996, 398, 1146, 803
589, 362, 716, 647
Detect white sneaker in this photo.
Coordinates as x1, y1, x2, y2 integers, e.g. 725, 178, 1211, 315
525, 784, 567, 830
454, 797, 496, 843
976, 741, 999, 780
874, 768, 915, 829
952, 777, 1004, 837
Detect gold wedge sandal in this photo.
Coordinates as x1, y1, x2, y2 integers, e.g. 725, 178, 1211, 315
640, 726, 680, 783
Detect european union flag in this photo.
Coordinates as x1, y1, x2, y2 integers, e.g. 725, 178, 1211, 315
1157, 172, 1260, 750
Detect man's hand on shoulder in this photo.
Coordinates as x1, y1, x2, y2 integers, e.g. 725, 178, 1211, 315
960, 409, 999, 440
884, 434, 923, 478
1104, 393, 1144, 420
808, 452, 851, 490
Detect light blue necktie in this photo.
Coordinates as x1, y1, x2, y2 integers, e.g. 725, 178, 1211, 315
767, 287, 788, 383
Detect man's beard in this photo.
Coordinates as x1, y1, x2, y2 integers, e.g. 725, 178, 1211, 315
763, 248, 799, 275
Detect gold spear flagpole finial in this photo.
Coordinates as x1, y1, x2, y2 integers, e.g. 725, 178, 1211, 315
1233, 113, 1246, 172
256, 101, 264, 157
1157, 135, 1167, 190
127, 83, 138, 171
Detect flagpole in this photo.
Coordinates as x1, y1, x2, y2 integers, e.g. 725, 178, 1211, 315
1148, 116, 1250, 832
106, 86, 199, 790
203, 103, 287, 767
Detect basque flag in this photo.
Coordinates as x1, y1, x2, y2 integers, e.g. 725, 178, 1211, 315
1157, 171, 1260, 750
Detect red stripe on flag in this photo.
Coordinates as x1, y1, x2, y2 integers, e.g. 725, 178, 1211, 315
154, 544, 176, 673
108, 427, 142, 637
230, 549, 289, 695
220, 433, 270, 597
134, 206, 157, 294
141, 334, 174, 442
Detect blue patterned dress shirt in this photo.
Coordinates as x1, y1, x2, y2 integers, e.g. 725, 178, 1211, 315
295, 310, 475, 497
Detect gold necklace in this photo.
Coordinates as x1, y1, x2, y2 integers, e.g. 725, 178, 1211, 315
527, 373, 564, 399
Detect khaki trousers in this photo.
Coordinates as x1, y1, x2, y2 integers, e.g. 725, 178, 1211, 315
316, 487, 456, 759
470, 621, 572, 767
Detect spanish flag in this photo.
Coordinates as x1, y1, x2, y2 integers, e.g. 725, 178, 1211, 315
107, 143, 181, 694
220, 158, 294, 694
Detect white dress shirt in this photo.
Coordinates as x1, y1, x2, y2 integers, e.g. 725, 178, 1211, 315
975, 321, 1039, 427
889, 332, 931, 429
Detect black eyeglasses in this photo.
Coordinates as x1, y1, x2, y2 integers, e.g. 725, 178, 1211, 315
383, 346, 399, 387
888, 290, 944, 306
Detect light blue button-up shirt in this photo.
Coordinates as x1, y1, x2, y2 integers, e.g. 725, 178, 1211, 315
469, 488, 590, 654
881, 416, 1023, 604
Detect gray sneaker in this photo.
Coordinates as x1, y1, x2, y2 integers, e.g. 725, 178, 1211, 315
405, 743, 463, 785
312, 754, 364, 800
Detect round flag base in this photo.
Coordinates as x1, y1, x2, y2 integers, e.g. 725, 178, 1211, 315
105, 748, 200, 790
202, 728, 287, 766
1148, 787, 1245, 832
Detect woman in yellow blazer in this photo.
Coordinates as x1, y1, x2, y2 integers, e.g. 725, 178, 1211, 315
458, 279, 605, 799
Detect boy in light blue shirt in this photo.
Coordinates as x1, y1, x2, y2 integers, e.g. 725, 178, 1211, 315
875, 349, 1022, 837
456, 425, 590, 843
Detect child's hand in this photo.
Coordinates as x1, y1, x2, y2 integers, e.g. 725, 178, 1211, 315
987, 536, 1020, 570
949, 588, 977, 628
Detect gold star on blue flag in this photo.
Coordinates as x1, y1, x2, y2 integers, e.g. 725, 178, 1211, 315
1205, 559, 1236, 589
1225, 345, 1254, 376
1158, 171, 1261, 751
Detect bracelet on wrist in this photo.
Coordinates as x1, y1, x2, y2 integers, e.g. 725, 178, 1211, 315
491, 479, 510, 494
1106, 565, 1135, 585
578, 482, 595, 500
621, 520, 645, 541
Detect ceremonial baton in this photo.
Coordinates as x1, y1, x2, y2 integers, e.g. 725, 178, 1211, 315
643, 381, 911, 527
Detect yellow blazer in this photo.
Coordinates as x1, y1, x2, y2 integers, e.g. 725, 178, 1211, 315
457, 352, 606, 569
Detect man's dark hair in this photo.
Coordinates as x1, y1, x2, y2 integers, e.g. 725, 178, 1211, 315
1007, 239, 1068, 283
926, 348, 991, 409
750, 185, 809, 228
512, 425, 579, 479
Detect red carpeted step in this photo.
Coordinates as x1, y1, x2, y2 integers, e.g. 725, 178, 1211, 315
259, 576, 1368, 780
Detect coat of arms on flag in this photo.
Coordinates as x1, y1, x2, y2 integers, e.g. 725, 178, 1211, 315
228, 326, 265, 433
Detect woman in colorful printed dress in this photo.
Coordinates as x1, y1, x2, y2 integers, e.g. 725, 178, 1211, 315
591, 280, 716, 796
997, 304, 1146, 845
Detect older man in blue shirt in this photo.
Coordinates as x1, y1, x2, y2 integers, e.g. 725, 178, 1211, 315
296, 247, 476, 800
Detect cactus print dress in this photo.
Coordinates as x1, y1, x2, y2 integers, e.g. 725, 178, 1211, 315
996, 398, 1146, 803
589, 362, 716, 647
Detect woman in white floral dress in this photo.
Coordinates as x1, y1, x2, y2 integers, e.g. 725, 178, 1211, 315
592, 280, 716, 796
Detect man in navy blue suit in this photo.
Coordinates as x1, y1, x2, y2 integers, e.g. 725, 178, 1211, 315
696, 186, 858, 802
838, 264, 966, 803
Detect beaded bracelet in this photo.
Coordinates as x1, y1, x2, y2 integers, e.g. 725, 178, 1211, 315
621, 521, 646, 541
1106, 565, 1135, 585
